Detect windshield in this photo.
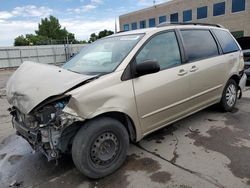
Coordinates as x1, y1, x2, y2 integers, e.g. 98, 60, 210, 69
63, 34, 143, 75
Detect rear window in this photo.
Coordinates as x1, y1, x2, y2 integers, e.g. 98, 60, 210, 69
213, 29, 240, 54
181, 30, 219, 62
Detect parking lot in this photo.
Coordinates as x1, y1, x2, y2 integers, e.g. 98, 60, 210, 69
0, 69, 250, 188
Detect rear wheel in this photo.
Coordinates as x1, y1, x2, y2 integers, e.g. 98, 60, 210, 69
220, 79, 238, 112
72, 117, 129, 179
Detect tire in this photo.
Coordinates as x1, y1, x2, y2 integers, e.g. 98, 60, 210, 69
220, 79, 238, 112
72, 117, 129, 179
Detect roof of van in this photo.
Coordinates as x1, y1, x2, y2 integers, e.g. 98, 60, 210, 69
112, 23, 227, 37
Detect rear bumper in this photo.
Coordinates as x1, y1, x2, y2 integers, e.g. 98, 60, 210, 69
239, 73, 247, 91
244, 69, 250, 80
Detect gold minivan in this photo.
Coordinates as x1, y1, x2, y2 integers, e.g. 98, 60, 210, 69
7, 23, 246, 178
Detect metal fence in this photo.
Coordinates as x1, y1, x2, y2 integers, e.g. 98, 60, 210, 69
0, 44, 86, 69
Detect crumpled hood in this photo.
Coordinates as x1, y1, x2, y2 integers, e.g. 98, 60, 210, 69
6, 61, 95, 114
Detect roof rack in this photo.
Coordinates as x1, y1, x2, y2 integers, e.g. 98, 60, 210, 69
157, 22, 224, 28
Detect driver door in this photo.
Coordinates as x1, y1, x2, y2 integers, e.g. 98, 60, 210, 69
132, 31, 191, 133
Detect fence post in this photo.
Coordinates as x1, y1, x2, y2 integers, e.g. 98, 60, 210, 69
6, 49, 11, 68
36, 46, 39, 63
52, 47, 56, 65
20, 49, 23, 64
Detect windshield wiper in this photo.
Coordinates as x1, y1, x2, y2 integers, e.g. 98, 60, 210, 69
66, 69, 80, 74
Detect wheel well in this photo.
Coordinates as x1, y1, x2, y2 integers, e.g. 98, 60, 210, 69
229, 75, 240, 85
60, 112, 137, 153
95, 112, 137, 142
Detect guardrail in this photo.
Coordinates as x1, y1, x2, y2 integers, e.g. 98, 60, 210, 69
0, 44, 86, 69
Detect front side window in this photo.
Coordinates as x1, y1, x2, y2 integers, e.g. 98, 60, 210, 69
136, 32, 181, 70
197, 6, 208, 19
63, 34, 143, 75
183, 9, 192, 22
123, 24, 129, 31
232, 0, 245, 13
159, 15, 167, 24
170, 13, 178, 22
213, 29, 240, 53
181, 30, 219, 62
131, 22, 137, 30
213, 2, 226, 16
149, 18, 156, 27
140, 20, 146, 28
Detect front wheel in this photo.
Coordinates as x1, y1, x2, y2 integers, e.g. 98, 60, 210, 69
72, 117, 129, 179
220, 79, 238, 112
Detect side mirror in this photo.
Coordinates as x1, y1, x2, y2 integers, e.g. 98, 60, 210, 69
136, 60, 160, 77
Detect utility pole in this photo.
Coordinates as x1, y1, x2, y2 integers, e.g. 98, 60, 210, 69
115, 19, 117, 33
66, 35, 69, 60
153, 0, 156, 8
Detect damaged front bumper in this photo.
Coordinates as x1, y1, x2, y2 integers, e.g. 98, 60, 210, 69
10, 106, 83, 161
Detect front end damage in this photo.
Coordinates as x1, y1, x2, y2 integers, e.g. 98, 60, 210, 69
9, 96, 83, 161
6, 62, 99, 161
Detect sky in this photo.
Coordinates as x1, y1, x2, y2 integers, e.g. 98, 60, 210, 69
0, 0, 170, 46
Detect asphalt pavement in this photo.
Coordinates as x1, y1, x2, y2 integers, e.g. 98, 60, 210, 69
0, 69, 250, 188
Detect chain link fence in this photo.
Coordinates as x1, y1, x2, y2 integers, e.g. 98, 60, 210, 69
0, 44, 86, 69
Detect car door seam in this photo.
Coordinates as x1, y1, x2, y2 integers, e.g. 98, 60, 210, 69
141, 84, 223, 119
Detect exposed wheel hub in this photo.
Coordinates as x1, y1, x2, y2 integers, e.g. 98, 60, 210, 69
90, 132, 119, 166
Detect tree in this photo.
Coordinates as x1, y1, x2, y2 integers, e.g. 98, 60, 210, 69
35, 15, 75, 42
14, 15, 77, 46
14, 35, 29, 46
25, 34, 48, 45
88, 33, 98, 43
88, 30, 114, 43
14, 15, 114, 46
98, 30, 114, 39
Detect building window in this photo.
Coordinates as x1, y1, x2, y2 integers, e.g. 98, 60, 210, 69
213, 2, 225, 16
123, 24, 129, 31
183, 9, 192, 22
197, 6, 208, 19
159, 15, 166, 24
232, 0, 245, 13
170, 13, 178, 23
140, 20, 146, 28
131, 22, 137, 30
149, 18, 156, 27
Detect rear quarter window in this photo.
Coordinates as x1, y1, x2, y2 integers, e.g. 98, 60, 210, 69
212, 29, 240, 54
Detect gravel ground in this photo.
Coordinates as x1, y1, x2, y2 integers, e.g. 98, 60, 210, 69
0, 69, 250, 188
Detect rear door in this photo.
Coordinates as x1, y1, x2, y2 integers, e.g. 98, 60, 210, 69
179, 29, 226, 109
132, 31, 191, 133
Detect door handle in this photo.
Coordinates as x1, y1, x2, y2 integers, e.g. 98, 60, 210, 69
178, 69, 188, 76
190, 65, 199, 72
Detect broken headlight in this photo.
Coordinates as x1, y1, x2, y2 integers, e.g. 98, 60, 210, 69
36, 96, 71, 126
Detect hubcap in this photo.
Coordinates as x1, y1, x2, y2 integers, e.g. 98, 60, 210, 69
90, 132, 119, 166
226, 84, 237, 107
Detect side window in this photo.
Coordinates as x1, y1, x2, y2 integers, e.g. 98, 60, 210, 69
212, 29, 240, 54
136, 32, 181, 70
181, 30, 219, 62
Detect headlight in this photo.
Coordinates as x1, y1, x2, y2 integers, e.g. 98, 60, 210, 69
36, 96, 71, 125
